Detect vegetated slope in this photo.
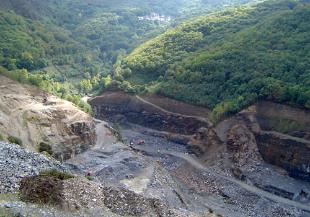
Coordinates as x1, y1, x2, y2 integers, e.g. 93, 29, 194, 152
0, 0, 258, 98
121, 0, 310, 120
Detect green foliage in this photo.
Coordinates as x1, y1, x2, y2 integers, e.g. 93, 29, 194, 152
86, 175, 94, 181
0, 0, 258, 99
38, 142, 53, 155
40, 169, 74, 180
0, 207, 16, 217
0, 69, 92, 114
8, 136, 22, 146
102, 75, 113, 89
0, 134, 4, 141
263, 117, 306, 134
122, 0, 310, 120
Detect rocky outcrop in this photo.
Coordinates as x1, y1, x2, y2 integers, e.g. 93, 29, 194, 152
242, 101, 310, 138
91, 91, 310, 183
234, 101, 310, 181
189, 127, 222, 156
0, 75, 96, 160
227, 124, 262, 168
256, 131, 310, 181
90, 92, 211, 135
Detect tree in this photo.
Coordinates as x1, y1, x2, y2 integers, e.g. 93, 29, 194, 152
79, 79, 92, 94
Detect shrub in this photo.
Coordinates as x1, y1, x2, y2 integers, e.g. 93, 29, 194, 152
8, 136, 22, 146
38, 142, 53, 155
19, 175, 63, 205
86, 175, 94, 181
40, 169, 74, 180
0, 134, 4, 141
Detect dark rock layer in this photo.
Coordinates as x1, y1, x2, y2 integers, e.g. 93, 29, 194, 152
256, 131, 310, 181
90, 92, 210, 135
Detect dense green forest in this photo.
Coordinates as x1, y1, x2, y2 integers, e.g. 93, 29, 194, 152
120, 0, 310, 120
0, 0, 258, 112
2, 0, 306, 118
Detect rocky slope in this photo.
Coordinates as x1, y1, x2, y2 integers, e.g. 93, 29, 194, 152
89, 91, 310, 216
90, 91, 212, 135
0, 142, 64, 194
0, 141, 206, 217
0, 75, 96, 160
91, 91, 310, 182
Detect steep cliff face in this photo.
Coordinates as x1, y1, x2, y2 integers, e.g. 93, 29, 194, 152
0, 75, 96, 161
90, 92, 211, 135
236, 101, 310, 181
227, 124, 262, 167
256, 131, 310, 181
244, 101, 310, 139
90, 91, 310, 182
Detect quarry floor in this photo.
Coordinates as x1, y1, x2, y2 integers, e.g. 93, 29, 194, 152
65, 120, 310, 217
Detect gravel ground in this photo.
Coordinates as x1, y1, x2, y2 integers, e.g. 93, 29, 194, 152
62, 177, 105, 210
120, 126, 310, 217
0, 142, 64, 193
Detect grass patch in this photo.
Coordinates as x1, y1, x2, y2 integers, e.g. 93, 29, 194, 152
0, 193, 18, 201
86, 175, 94, 181
0, 207, 16, 217
264, 117, 305, 134
7, 136, 22, 146
0, 194, 19, 217
40, 169, 74, 180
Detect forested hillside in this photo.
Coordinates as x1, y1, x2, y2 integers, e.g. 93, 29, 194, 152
120, 0, 310, 120
0, 0, 257, 106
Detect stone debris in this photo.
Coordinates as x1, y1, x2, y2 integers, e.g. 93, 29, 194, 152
0, 142, 64, 194
62, 177, 105, 210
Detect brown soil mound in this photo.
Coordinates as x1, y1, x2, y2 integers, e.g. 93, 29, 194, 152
20, 175, 64, 205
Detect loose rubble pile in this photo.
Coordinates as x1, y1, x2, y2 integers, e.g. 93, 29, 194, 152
0, 141, 206, 216
62, 177, 106, 210
102, 186, 175, 216
0, 142, 64, 194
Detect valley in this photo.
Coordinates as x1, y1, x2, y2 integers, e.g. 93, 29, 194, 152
0, 0, 309, 216
1, 76, 309, 216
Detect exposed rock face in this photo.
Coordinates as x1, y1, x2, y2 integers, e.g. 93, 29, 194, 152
0, 75, 96, 160
90, 91, 211, 135
256, 131, 310, 181
236, 101, 310, 181
91, 91, 310, 183
189, 127, 222, 156
243, 101, 310, 138
226, 124, 264, 180
227, 124, 262, 168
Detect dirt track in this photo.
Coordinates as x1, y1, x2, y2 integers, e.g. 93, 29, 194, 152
136, 95, 212, 125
